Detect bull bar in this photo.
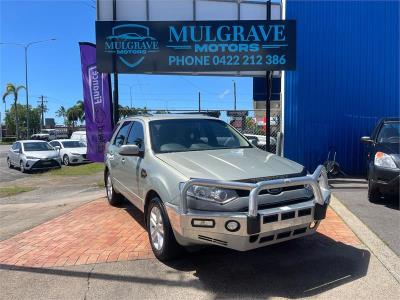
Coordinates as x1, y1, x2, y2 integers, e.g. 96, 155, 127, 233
168, 165, 331, 250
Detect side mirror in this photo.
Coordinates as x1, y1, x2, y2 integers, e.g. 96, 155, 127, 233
119, 144, 140, 156
248, 138, 258, 147
360, 136, 373, 144
54, 146, 61, 151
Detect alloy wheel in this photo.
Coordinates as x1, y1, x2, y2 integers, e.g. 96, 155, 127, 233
149, 206, 165, 251
106, 173, 113, 201
63, 155, 70, 166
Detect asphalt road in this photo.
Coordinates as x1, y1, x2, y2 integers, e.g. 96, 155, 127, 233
0, 144, 29, 183
331, 178, 400, 256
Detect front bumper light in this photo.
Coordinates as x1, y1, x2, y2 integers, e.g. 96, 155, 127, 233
375, 152, 397, 169
181, 184, 239, 204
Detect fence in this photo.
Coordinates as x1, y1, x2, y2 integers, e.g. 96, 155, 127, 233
119, 108, 282, 155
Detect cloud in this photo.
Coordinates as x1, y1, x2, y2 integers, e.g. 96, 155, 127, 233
218, 89, 230, 99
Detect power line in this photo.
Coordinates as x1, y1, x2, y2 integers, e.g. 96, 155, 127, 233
37, 95, 48, 131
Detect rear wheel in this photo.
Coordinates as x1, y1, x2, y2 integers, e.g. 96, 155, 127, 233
146, 197, 184, 261
63, 155, 70, 166
368, 179, 381, 203
105, 170, 123, 206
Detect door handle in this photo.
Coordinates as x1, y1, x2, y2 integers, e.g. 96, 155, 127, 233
121, 158, 125, 164
141, 169, 147, 178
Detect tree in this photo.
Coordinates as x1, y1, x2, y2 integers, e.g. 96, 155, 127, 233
2, 83, 25, 138
56, 106, 67, 125
4, 103, 41, 137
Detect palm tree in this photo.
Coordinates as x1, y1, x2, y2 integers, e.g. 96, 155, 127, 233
56, 106, 67, 125
2, 83, 25, 138
75, 100, 85, 122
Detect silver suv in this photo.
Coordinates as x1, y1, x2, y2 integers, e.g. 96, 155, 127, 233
104, 114, 330, 261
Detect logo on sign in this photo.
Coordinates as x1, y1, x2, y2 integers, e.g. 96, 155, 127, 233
105, 24, 159, 68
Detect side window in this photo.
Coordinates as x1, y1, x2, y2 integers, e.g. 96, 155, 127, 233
11, 143, 17, 150
16, 143, 21, 151
126, 122, 145, 151
49, 141, 57, 147
113, 121, 132, 147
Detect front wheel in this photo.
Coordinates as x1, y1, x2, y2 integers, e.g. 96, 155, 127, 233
7, 158, 13, 169
63, 155, 70, 166
147, 197, 184, 261
20, 161, 26, 173
368, 179, 381, 203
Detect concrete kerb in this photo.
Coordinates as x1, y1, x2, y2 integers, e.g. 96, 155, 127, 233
330, 195, 400, 283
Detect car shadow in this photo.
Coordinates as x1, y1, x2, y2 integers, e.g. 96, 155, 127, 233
122, 202, 371, 298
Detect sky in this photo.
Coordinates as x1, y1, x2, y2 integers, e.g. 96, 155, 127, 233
0, 0, 254, 124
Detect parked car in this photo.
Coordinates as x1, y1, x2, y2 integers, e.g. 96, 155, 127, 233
70, 131, 87, 143
243, 133, 277, 150
49, 139, 89, 166
7, 140, 62, 172
361, 117, 400, 202
31, 129, 68, 141
104, 114, 331, 261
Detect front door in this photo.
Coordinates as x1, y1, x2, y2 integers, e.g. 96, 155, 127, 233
108, 121, 132, 195
119, 121, 146, 210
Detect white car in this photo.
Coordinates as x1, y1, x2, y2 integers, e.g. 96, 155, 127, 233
70, 131, 87, 143
49, 139, 89, 166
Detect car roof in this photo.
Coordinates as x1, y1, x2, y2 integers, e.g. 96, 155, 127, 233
121, 114, 219, 122
51, 139, 81, 142
380, 117, 400, 123
18, 140, 48, 143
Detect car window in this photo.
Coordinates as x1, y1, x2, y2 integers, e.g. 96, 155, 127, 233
126, 121, 145, 151
377, 122, 400, 143
62, 141, 86, 148
49, 141, 60, 147
23, 142, 53, 151
113, 121, 132, 147
11, 143, 18, 150
149, 119, 251, 153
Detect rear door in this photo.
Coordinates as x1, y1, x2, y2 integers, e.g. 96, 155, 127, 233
9, 142, 19, 164
107, 121, 132, 195
119, 121, 146, 210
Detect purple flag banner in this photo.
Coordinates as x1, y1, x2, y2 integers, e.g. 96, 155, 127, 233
79, 42, 113, 162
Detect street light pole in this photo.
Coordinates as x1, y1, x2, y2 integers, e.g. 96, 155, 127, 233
0, 38, 56, 137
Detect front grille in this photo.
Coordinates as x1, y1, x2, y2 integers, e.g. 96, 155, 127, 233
32, 159, 59, 169
238, 197, 313, 212
236, 168, 307, 184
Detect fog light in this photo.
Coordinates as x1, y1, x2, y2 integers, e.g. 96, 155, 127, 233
191, 219, 215, 228
309, 221, 318, 229
225, 220, 240, 232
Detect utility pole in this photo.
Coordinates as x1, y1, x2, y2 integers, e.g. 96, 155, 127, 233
265, 0, 272, 152
233, 80, 237, 110
198, 92, 201, 112
37, 95, 48, 131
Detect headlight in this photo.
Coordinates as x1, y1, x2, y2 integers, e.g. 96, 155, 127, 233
186, 185, 238, 204
26, 156, 39, 159
374, 152, 397, 169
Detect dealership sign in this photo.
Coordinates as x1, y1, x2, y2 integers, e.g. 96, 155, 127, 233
96, 20, 296, 74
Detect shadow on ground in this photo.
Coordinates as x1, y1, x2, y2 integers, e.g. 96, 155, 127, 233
0, 201, 371, 299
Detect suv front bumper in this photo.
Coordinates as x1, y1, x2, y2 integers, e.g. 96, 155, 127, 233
165, 165, 331, 251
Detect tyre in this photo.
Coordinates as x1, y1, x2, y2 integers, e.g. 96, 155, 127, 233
105, 170, 123, 206
63, 154, 70, 166
146, 197, 184, 261
20, 161, 26, 173
7, 157, 13, 169
368, 179, 380, 203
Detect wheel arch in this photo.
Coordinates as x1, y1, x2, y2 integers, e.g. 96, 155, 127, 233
144, 189, 161, 226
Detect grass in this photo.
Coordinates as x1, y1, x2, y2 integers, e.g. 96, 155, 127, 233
0, 186, 36, 198
47, 163, 104, 176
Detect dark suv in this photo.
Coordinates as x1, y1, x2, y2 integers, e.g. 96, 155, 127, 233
361, 118, 400, 202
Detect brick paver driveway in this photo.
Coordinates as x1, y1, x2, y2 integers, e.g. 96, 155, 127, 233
0, 198, 358, 268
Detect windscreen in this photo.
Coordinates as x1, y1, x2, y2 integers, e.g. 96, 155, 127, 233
149, 118, 251, 153
23, 142, 53, 151
62, 141, 86, 148
377, 122, 400, 143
